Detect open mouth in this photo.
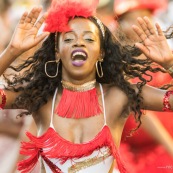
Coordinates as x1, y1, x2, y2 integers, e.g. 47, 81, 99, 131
71, 50, 88, 66
72, 51, 87, 60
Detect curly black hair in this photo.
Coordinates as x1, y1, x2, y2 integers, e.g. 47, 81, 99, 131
3, 17, 173, 130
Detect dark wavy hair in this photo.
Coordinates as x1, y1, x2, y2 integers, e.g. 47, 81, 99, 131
3, 17, 173, 130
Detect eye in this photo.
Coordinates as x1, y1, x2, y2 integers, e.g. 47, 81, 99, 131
64, 38, 74, 42
85, 38, 94, 42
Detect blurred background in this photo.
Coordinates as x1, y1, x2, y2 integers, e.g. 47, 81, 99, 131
0, 0, 173, 173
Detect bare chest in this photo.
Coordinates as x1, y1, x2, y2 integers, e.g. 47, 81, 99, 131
35, 87, 128, 145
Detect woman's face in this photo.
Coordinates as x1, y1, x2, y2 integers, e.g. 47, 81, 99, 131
58, 17, 102, 82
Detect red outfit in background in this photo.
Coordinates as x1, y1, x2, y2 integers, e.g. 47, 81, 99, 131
120, 71, 173, 173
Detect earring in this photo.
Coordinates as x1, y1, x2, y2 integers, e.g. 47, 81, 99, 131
45, 59, 60, 78
96, 60, 103, 78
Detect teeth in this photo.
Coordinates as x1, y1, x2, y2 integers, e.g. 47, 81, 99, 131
73, 60, 83, 62
72, 52, 86, 57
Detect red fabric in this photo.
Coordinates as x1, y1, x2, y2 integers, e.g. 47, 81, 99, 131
44, 0, 99, 33
18, 126, 127, 173
121, 113, 173, 146
141, 70, 172, 88
0, 89, 6, 109
114, 0, 168, 16
120, 72, 173, 173
55, 88, 102, 118
120, 142, 173, 173
121, 112, 173, 173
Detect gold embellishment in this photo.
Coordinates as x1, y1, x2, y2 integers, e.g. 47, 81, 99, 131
92, 16, 105, 38
68, 148, 111, 173
61, 80, 96, 92
96, 60, 103, 78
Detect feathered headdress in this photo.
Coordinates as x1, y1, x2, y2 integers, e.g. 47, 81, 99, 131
44, 0, 99, 33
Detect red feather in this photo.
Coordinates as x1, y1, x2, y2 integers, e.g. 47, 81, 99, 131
44, 0, 99, 32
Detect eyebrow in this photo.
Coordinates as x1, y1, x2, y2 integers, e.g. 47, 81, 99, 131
83, 31, 94, 34
64, 31, 74, 34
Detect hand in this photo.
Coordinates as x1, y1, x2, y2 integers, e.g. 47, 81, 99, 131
132, 16, 173, 69
9, 7, 49, 57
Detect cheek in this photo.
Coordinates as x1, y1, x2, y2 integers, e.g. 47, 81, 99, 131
89, 46, 100, 60
58, 38, 70, 57
59, 45, 71, 58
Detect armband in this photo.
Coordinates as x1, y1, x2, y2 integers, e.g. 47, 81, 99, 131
0, 89, 6, 109
163, 90, 173, 111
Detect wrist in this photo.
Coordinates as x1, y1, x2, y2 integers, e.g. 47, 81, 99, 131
163, 54, 173, 74
164, 64, 173, 74
6, 44, 23, 59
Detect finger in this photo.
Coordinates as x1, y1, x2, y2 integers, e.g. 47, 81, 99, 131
35, 13, 48, 29
25, 7, 42, 25
24, 7, 36, 24
35, 32, 50, 44
143, 16, 156, 35
135, 43, 149, 56
155, 23, 164, 36
30, 7, 43, 25
19, 12, 28, 25
137, 17, 151, 37
132, 25, 147, 41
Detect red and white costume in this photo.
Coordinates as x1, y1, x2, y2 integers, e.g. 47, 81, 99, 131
18, 84, 126, 173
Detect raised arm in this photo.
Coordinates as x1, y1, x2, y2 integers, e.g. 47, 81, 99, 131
132, 16, 173, 77
0, 7, 49, 109
0, 7, 49, 75
132, 17, 173, 111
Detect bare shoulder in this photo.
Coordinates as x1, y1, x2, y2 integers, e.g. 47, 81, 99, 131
101, 84, 129, 117
102, 84, 129, 102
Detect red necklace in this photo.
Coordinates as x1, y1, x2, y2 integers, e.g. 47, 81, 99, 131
55, 80, 102, 119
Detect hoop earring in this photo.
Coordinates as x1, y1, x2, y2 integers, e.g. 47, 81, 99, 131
96, 60, 103, 78
45, 60, 60, 78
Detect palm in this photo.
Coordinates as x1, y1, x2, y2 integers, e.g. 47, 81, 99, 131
10, 7, 49, 55
133, 17, 172, 68
12, 23, 39, 51
142, 34, 170, 62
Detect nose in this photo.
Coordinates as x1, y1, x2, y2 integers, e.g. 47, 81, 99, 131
73, 38, 85, 47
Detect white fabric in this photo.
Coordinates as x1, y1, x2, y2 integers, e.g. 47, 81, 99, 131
113, 168, 120, 173
43, 146, 114, 173
0, 135, 20, 173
